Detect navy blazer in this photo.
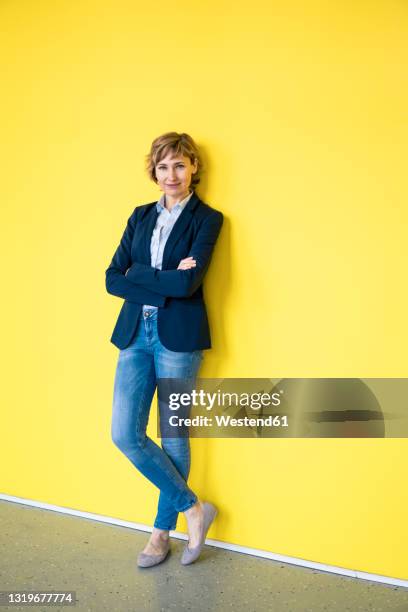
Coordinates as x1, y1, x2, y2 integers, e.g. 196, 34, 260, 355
105, 191, 223, 351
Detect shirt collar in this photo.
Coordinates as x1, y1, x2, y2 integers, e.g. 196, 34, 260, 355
156, 190, 193, 213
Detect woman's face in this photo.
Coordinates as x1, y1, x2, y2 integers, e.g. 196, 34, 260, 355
155, 152, 198, 200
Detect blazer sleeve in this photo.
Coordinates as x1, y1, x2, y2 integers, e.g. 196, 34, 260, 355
125, 210, 223, 298
105, 208, 166, 306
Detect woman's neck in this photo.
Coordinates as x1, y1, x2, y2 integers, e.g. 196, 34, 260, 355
164, 189, 191, 210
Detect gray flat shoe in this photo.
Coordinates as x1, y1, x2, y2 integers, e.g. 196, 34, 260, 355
137, 539, 170, 568
181, 502, 218, 565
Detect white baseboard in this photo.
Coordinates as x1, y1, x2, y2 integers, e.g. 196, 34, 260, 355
1, 493, 407, 589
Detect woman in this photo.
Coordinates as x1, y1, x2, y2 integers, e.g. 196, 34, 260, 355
105, 132, 223, 568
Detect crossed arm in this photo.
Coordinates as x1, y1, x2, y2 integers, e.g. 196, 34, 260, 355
105, 209, 166, 305
125, 211, 223, 298
105, 209, 223, 302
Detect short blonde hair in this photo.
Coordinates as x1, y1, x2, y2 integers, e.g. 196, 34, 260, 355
145, 132, 203, 189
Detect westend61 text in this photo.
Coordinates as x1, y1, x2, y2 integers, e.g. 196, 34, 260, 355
168, 415, 289, 427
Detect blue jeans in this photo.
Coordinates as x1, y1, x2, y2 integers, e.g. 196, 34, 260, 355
111, 308, 203, 530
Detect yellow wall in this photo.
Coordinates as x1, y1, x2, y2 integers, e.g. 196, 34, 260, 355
1, 0, 407, 580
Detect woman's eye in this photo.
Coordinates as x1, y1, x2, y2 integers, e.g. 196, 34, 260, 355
157, 165, 184, 169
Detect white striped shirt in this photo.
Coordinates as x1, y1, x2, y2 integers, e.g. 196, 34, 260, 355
143, 190, 193, 312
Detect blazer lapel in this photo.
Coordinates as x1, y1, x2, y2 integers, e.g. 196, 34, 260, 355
138, 204, 160, 265
161, 191, 200, 270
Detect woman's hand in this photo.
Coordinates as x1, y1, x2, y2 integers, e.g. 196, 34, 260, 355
177, 257, 197, 270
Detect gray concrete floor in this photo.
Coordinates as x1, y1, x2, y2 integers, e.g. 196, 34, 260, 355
0, 500, 407, 612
